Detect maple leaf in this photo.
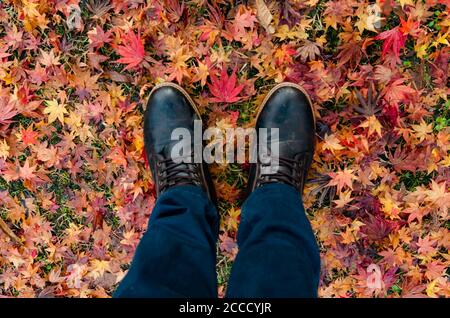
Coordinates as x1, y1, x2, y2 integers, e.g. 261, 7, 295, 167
359, 115, 383, 137
425, 181, 448, 207
17, 125, 39, 146
297, 41, 321, 62
219, 234, 237, 254
198, 3, 224, 45
192, 59, 210, 87
166, 46, 192, 84
26, 63, 49, 85
208, 67, 244, 103
411, 120, 432, 142
87, 25, 112, 49
360, 214, 396, 242
333, 190, 353, 209
0, 139, 9, 159
38, 49, 60, 68
322, 133, 344, 154
43, 99, 68, 124
425, 261, 446, 281
417, 235, 437, 255
0, 99, 18, 126
399, 16, 420, 36
229, 7, 257, 41
355, 6, 383, 33
19, 159, 37, 180
115, 29, 145, 70
88, 51, 109, 71
327, 168, 357, 194
383, 78, 416, 105
375, 26, 407, 60
89, 259, 111, 279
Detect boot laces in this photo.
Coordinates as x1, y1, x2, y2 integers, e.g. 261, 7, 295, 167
157, 155, 199, 192
258, 154, 307, 189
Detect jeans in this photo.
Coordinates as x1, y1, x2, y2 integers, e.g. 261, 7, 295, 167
113, 183, 320, 298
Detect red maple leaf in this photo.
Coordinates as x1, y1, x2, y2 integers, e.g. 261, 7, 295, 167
115, 29, 145, 70
375, 27, 407, 60
383, 78, 416, 105
20, 125, 39, 146
208, 67, 244, 103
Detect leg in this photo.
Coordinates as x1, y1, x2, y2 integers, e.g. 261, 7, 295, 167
115, 83, 218, 297
227, 83, 320, 297
114, 185, 218, 297
226, 183, 320, 297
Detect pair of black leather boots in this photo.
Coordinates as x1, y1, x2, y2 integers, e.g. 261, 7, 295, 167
144, 82, 315, 203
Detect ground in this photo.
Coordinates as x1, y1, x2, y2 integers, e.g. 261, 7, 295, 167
0, 0, 449, 298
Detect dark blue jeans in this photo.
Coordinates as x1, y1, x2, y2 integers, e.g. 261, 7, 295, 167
114, 183, 320, 298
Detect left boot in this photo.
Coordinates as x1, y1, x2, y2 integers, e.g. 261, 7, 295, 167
143, 83, 216, 203
247, 82, 316, 196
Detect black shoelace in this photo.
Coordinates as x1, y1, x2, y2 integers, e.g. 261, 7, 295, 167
258, 155, 307, 189
157, 156, 199, 192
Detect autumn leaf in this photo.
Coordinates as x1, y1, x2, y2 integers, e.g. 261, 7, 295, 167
38, 49, 60, 68
417, 235, 437, 255
229, 7, 257, 41
359, 115, 383, 137
411, 120, 432, 142
322, 133, 344, 154
17, 125, 39, 146
87, 25, 112, 49
192, 59, 210, 87
0, 99, 18, 126
89, 259, 111, 279
375, 26, 407, 60
327, 168, 357, 194
208, 67, 244, 103
383, 78, 416, 105
399, 16, 420, 36
115, 29, 145, 70
0, 139, 9, 158
333, 190, 353, 209
43, 99, 68, 124
255, 0, 274, 34
19, 158, 37, 180
297, 41, 321, 62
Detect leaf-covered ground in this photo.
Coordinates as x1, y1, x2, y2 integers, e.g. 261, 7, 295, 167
0, 0, 449, 298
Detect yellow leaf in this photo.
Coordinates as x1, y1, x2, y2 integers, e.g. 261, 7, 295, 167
274, 25, 304, 41
433, 31, 450, 46
359, 115, 382, 137
322, 133, 344, 154
415, 43, 428, 59
426, 279, 439, 298
43, 99, 68, 124
89, 259, 111, 279
0, 139, 9, 159
341, 227, 355, 244
397, 0, 414, 8
411, 120, 432, 142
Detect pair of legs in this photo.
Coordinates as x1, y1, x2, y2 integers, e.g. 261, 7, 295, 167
114, 83, 320, 297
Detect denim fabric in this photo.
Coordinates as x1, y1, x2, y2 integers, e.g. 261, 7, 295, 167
114, 183, 319, 298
